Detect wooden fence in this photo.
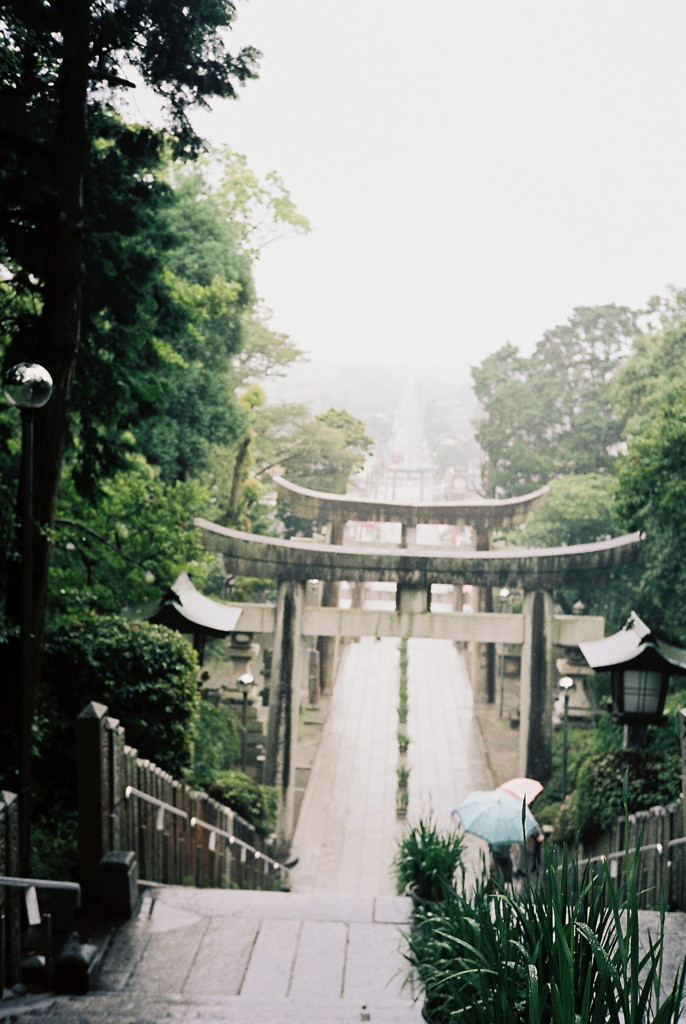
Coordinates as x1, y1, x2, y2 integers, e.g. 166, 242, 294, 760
76, 701, 288, 905
579, 796, 686, 910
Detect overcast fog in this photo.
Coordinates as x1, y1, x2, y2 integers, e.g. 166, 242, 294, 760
133, 1, 686, 372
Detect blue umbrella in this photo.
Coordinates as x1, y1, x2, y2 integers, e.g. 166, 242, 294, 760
452, 789, 539, 846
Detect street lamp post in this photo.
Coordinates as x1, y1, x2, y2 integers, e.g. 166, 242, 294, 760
3, 362, 54, 876
237, 672, 255, 772
559, 676, 575, 798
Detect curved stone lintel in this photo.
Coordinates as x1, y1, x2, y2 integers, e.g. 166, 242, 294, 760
194, 518, 644, 589
272, 475, 550, 528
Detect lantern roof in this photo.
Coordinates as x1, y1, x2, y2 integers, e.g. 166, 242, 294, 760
145, 573, 242, 638
579, 611, 686, 674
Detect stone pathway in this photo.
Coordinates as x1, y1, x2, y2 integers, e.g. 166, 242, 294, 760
288, 638, 402, 896
5, 887, 420, 1023
406, 637, 493, 881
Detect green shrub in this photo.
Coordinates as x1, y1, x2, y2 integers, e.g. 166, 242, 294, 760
535, 700, 684, 844
394, 818, 465, 904
34, 613, 199, 823
399, 638, 408, 697
207, 770, 277, 838
575, 749, 681, 841
31, 811, 79, 881
191, 700, 241, 785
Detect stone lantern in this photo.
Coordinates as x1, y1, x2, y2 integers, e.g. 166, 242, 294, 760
579, 611, 686, 746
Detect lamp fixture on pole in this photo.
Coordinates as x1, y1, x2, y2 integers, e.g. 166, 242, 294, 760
237, 672, 255, 772
558, 676, 574, 797
3, 362, 54, 876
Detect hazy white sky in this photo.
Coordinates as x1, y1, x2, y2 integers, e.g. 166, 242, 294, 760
145, 1, 686, 371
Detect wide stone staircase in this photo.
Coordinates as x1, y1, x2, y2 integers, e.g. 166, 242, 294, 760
7, 887, 423, 1023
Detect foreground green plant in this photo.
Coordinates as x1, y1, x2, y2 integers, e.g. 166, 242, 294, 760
394, 818, 465, 905
405, 843, 686, 1023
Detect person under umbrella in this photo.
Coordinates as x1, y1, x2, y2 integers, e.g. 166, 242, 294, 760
497, 777, 545, 877
452, 789, 541, 884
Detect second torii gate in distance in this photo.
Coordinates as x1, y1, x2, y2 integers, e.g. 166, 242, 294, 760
272, 475, 552, 700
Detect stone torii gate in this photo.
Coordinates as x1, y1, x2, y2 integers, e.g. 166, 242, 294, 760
272, 475, 552, 699
194, 505, 643, 844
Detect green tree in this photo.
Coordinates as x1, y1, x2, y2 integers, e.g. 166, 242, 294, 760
131, 166, 256, 479
506, 473, 639, 622
274, 409, 373, 494
232, 308, 306, 390
612, 289, 686, 439
510, 474, 617, 548
49, 454, 213, 617
188, 146, 311, 258
0, 1, 258, 789
472, 305, 638, 496
614, 381, 686, 642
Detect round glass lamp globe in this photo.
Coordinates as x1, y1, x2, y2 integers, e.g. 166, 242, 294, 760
4, 362, 53, 409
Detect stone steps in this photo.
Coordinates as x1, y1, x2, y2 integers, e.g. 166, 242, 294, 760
0, 888, 423, 1024
6, 991, 422, 1023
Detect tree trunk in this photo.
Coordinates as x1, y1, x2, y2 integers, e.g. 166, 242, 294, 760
0, 2, 90, 866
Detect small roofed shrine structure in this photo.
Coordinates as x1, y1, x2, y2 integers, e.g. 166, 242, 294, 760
144, 572, 242, 666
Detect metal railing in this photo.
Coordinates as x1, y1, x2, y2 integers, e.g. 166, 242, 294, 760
0, 875, 83, 990
190, 815, 287, 883
123, 786, 288, 891
0, 876, 81, 910
124, 786, 188, 817
77, 701, 288, 895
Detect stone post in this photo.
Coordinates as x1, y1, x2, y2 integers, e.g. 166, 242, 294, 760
0, 791, 21, 988
401, 523, 417, 548
266, 581, 306, 848
681, 709, 686, 836
76, 701, 111, 904
108, 718, 125, 851
471, 525, 495, 703
318, 520, 345, 692
319, 520, 346, 696
519, 590, 556, 784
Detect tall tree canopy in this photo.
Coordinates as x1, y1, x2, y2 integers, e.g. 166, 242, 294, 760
0, 0, 258, 787
613, 298, 686, 642
472, 305, 638, 496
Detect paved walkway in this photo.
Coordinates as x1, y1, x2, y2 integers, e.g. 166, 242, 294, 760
406, 637, 498, 884
5, 888, 420, 1023
290, 636, 501, 896
288, 638, 402, 895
